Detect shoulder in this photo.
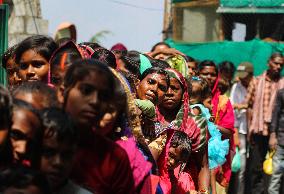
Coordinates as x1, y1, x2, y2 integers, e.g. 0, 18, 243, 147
218, 95, 230, 109
58, 181, 93, 194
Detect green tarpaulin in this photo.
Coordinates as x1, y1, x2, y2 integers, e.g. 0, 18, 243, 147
0, 4, 8, 86
166, 39, 284, 76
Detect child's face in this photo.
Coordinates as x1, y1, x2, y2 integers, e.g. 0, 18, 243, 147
161, 77, 183, 110
167, 146, 185, 170
18, 49, 50, 83
40, 134, 76, 191
64, 71, 112, 129
10, 108, 41, 164
187, 62, 197, 77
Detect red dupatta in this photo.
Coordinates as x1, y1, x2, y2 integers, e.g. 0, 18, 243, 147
211, 75, 235, 187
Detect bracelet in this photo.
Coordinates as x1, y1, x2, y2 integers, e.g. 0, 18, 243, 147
198, 189, 209, 194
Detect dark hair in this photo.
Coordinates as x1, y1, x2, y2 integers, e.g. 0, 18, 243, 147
13, 81, 59, 108
185, 56, 196, 63
151, 42, 171, 52
197, 60, 218, 75
119, 71, 139, 94
49, 42, 82, 85
170, 131, 191, 161
15, 35, 58, 64
0, 85, 13, 167
0, 166, 51, 194
140, 67, 170, 87
188, 77, 211, 103
151, 59, 171, 69
12, 99, 43, 168
218, 61, 236, 76
270, 52, 283, 60
91, 47, 117, 68
79, 42, 102, 50
0, 85, 13, 130
2, 44, 17, 69
120, 51, 141, 77
63, 59, 116, 102
41, 107, 77, 143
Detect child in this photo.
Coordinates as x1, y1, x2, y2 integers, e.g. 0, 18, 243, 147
13, 81, 59, 109
40, 108, 92, 194
159, 130, 192, 194
188, 77, 229, 194
189, 77, 229, 167
1, 44, 21, 88
60, 59, 135, 194
10, 99, 43, 168
14, 35, 58, 83
0, 166, 51, 194
0, 85, 13, 169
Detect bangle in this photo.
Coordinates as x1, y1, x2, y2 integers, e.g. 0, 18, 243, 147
198, 189, 209, 194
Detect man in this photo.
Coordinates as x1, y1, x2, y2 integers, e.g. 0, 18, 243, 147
238, 53, 284, 194
268, 88, 284, 194
230, 62, 254, 194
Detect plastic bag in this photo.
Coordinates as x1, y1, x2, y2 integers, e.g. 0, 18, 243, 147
232, 147, 241, 172
263, 150, 275, 175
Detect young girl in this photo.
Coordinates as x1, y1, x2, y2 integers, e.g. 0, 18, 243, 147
189, 77, 229, 170
59, 59, 135, 194
10, 99, 43, 168
14, 35, 58, 83
159, 130, 192, 194
12, 81, 59, 109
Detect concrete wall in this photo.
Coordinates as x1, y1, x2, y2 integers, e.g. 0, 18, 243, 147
182, 6, 220, 42
7, 0, 48, 46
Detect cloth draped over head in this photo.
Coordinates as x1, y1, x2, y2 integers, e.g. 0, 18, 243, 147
54, 22, 77, 42
48, 40, 86, 85
156, 68, 207, 152
166, 55, 189, 79
139, 54, 152, 75
109, 68, 144, 141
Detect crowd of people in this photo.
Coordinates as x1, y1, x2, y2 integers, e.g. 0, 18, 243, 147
0, 34, 283, 194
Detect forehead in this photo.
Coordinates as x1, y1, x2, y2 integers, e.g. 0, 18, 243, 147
271, 56, 284, 63
12, 109, 40, 135
73, 70, 112, 94
20, 49, 47, 62
200, 66, 217, 74
43, 134, 75, 150
170, 77, 181, 86
145, 72, 167, 81
14, 93, 44, 109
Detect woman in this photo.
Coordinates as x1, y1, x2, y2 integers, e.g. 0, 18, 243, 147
14, 35, 58, 83
59, 59, 135, 194
155, 68, 209, 193
198, 60, 235, 194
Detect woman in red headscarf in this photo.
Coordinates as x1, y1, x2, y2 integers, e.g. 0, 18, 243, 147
198, 60, 235, 194
154, 68, 209, 194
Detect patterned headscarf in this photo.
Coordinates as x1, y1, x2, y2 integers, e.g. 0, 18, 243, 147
109, 68, 144, 141
166, 55, 189, 79
156, 68, 207, 152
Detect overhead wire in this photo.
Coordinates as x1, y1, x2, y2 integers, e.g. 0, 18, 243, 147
26, 0, 39, 34
105, 0, 163, 12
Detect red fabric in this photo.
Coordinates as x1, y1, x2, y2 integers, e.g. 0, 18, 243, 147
156, 69, 204, 193
212, 75, 235, 186
71, 133, 135, 194
116, 137, 152, 189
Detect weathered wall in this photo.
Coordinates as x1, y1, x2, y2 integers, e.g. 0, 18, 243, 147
6, 0, 48, 46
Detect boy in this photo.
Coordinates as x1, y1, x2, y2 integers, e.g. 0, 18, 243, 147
40, 108, 92, 194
